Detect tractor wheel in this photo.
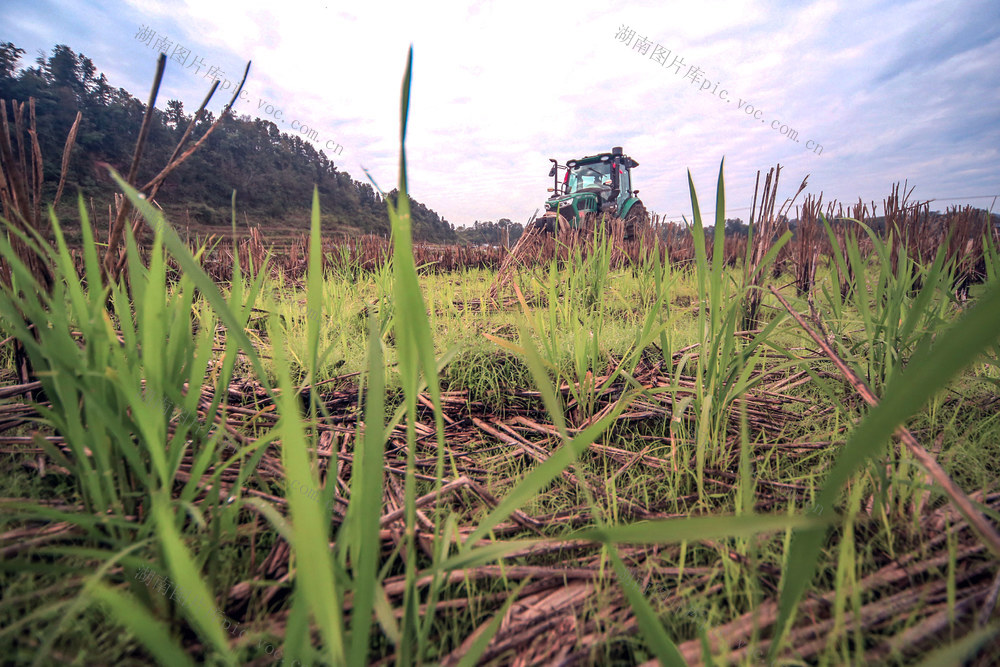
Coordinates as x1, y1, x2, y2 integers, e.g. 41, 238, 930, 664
623, 202, 648, 241
535, 213, 568, 234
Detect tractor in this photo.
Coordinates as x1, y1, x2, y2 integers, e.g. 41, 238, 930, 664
536, 146, 648, 239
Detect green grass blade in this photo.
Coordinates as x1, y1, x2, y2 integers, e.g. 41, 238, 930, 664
908, 623, 999, 667
609, 548, 686, 666
150, 494, 235, 664
453, 579, 531, 667
571, 513, 828, 544
346, 315, 386, 666
271, 317, 346, 665
88, 585, 196, 667
770, 279, 1000, 659
108, 171, 274, 395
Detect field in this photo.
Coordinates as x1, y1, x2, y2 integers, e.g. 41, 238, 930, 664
3, 73, 1000, 666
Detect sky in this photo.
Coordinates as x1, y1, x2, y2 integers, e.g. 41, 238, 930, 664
4, 0, 999, 228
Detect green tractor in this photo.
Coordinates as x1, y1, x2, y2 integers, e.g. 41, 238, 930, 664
536, 146, 648, 239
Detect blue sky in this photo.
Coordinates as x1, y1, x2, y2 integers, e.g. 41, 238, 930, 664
4, 0, 999, 227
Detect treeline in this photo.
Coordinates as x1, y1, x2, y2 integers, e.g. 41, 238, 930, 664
0, 42, 457, 242
455, 218, 524, 246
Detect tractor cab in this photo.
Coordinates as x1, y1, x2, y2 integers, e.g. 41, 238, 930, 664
539, 146, 646, 237
567, 162, 613, 194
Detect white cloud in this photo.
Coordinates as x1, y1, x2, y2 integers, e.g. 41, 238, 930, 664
6, 0, 998, 226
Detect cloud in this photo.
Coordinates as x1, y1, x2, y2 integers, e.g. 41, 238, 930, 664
6, 0, 998, 227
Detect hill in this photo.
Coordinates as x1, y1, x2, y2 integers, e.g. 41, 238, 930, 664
0, 42, 456, 242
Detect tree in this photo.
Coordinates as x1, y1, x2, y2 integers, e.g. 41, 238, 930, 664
165, 99, 186, 129
45, 45, 84, 97
0, 42, 25, 80
724, 218, 748, 237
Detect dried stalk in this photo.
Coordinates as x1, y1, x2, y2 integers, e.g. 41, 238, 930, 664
101, 53, 166, 277
741, 165, 808, 329
53, 111, 82, 209
0, 97, 81, 387
103, 56, 251, 284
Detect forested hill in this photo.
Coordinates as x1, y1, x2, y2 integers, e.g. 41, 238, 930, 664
0, 42, 457, 242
